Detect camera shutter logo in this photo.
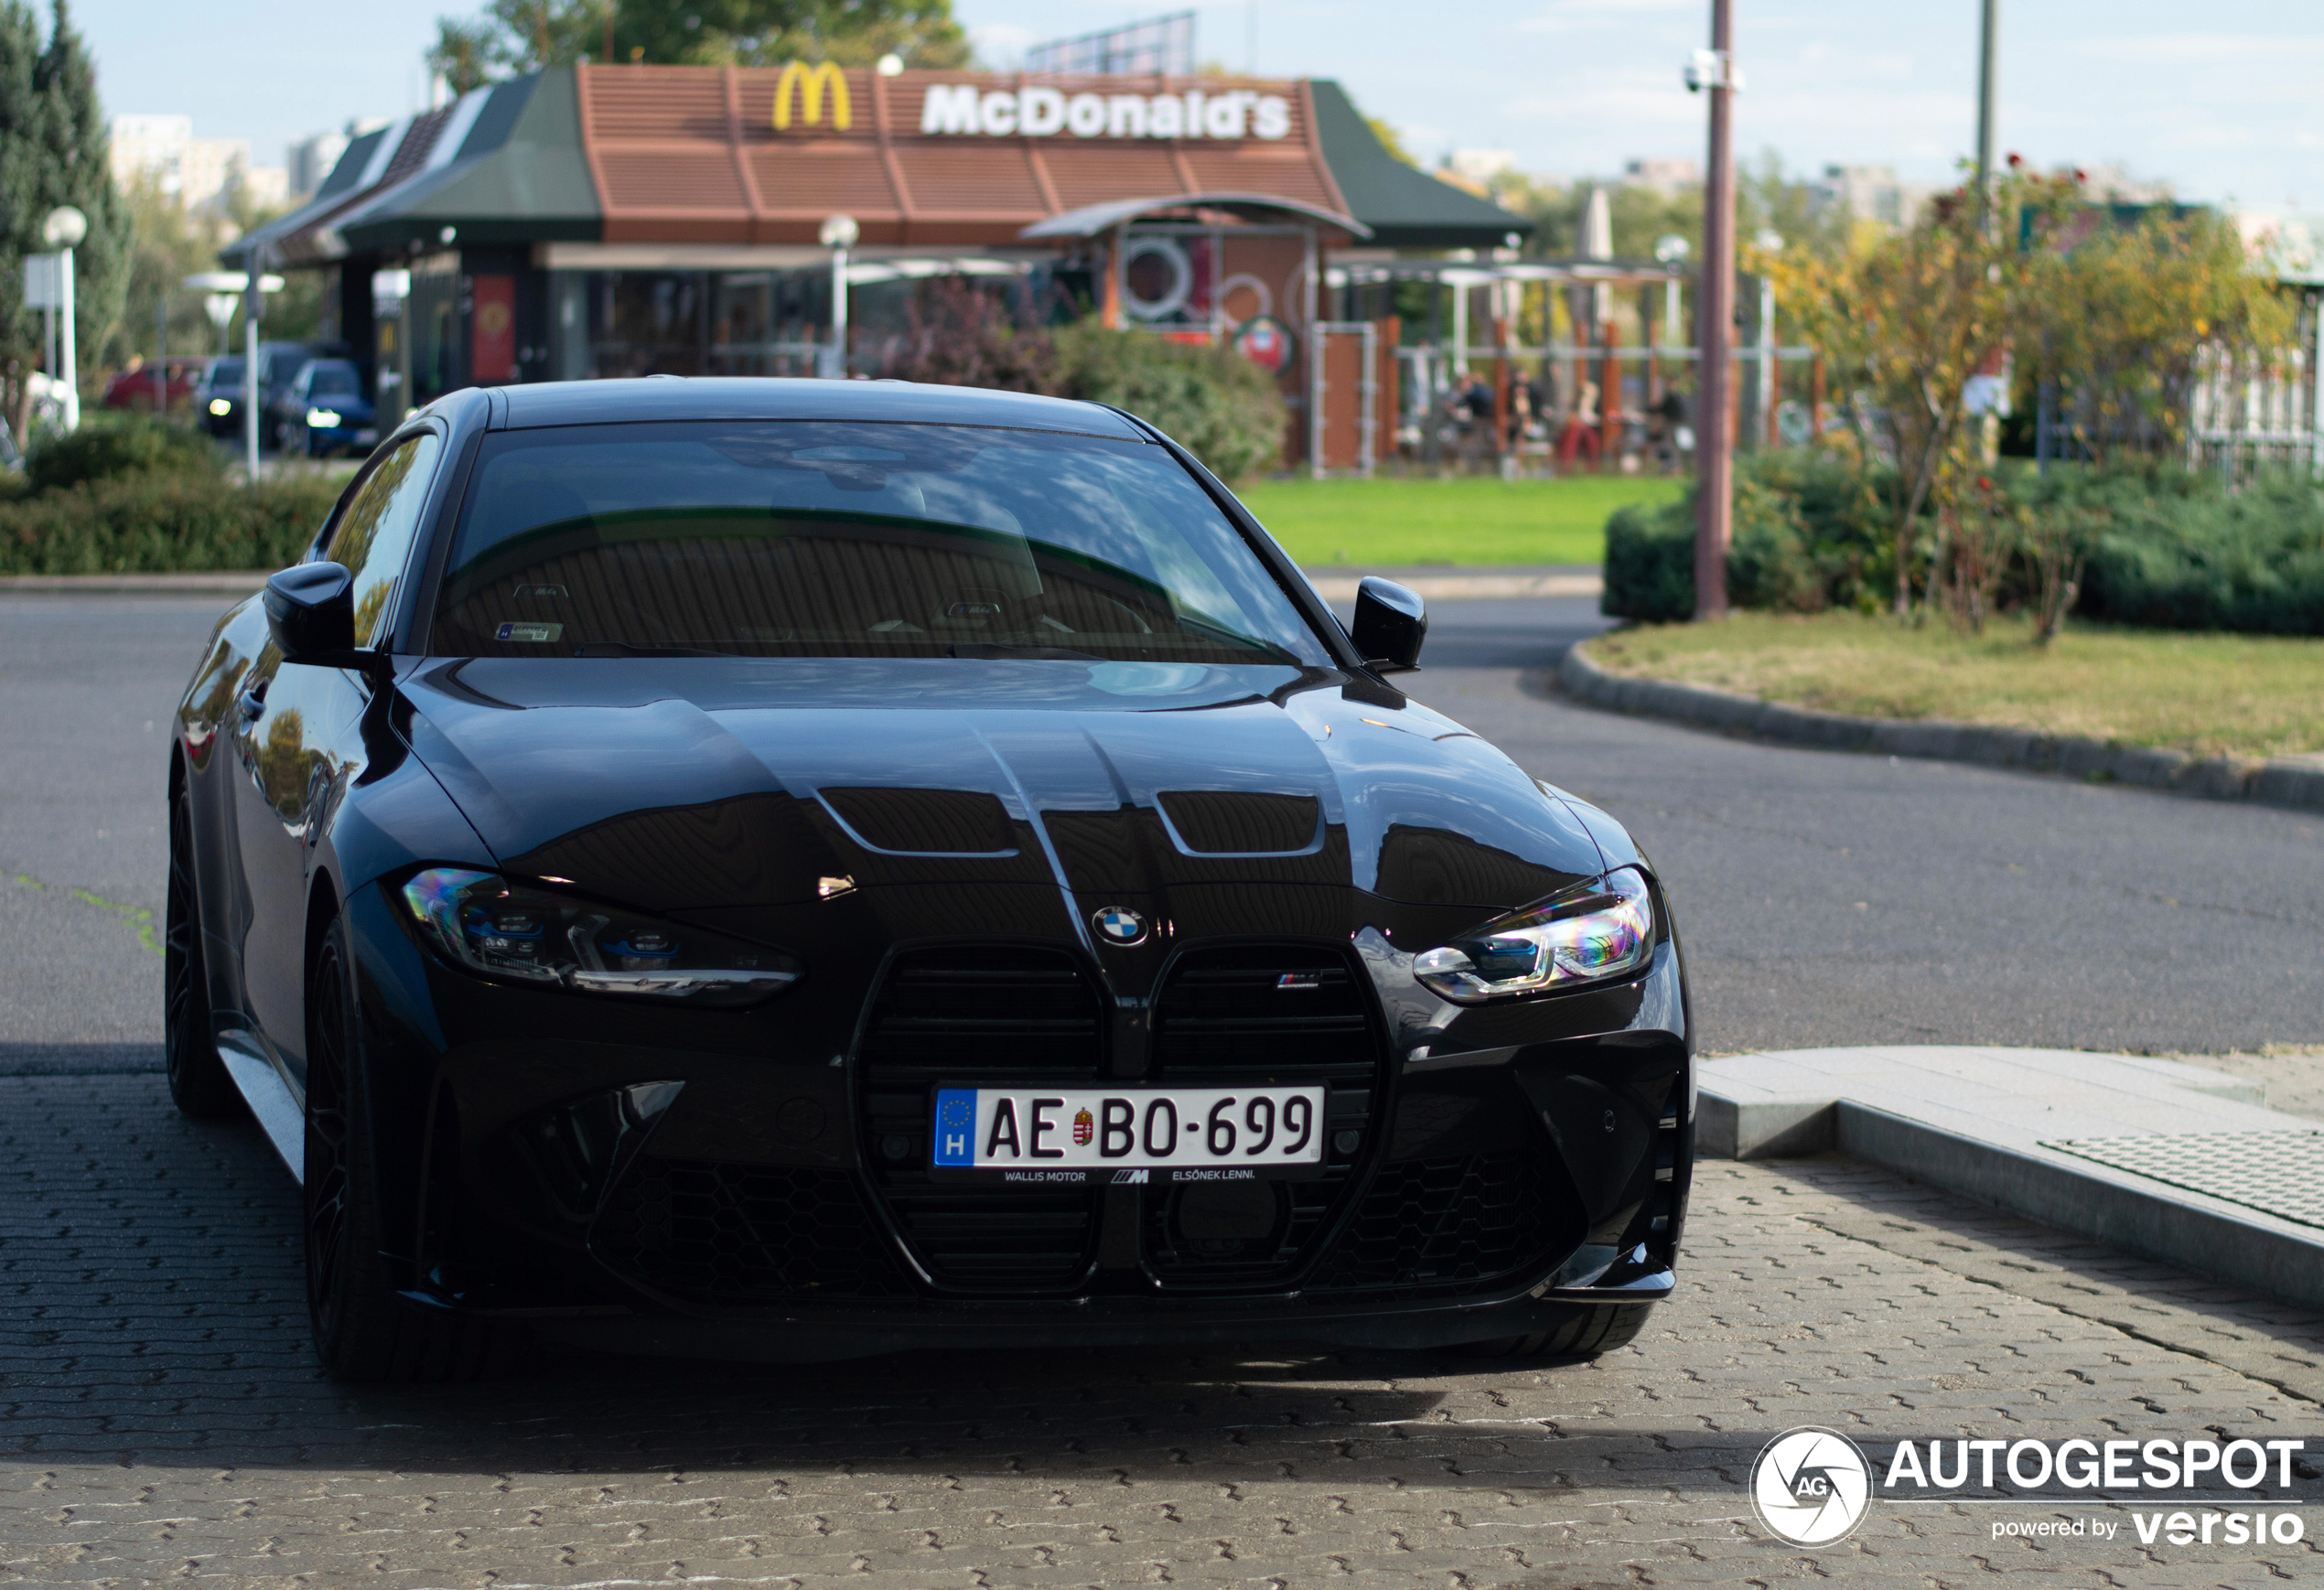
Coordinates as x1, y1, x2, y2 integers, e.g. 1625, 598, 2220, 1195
1750, 1428, 1873, 1546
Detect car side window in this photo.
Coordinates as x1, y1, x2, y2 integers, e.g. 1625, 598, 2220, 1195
322, 431, 444, 650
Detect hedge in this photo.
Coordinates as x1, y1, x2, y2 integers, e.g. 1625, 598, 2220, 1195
1604, 452, 2324, 636
0, 471, 344, 575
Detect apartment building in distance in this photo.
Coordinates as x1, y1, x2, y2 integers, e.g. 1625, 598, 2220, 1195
109, 113, 289, 211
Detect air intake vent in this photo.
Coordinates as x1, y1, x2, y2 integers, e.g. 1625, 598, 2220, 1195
1143, 943, 1384, 1289
1151, 944, 1374, 1080
592, 1159, 912, 1303
821, 786, 1014, 854
856, 946, 1103, 1291
1158, 790, 1321, 854
1308, 1150, 1567, 1294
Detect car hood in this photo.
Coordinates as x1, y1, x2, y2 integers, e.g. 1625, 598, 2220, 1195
395, 657, 1606, 914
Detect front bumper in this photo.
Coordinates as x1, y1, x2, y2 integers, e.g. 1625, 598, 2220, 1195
343, 880, 1694, 1358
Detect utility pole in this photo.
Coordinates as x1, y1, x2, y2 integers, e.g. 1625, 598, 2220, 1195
1691, 1, 1738, 621
1975, 0, 1998, 233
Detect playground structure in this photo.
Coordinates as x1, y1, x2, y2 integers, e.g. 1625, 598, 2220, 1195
1315, 257, 1820, 479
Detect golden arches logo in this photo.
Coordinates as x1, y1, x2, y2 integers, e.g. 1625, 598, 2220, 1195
772, 61, 850, 131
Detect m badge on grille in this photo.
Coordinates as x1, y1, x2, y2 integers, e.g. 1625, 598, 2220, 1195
1093, 906, 1147, 946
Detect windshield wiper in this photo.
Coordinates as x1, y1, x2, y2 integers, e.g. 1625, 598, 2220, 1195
947, 642, 1105, 661
570, 641, 735, 658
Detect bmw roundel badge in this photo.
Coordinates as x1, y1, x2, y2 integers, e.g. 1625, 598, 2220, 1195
1093, 906, 1147, 946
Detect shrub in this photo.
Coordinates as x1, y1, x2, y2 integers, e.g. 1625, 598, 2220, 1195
877, 285, 1287, 484
881, 278, 1059, 394
1601, 498, 1694, 622
1601, 449, 1896, 621
0, 471, 344, 575
25, 413, 220, 495
1605, 451, 2324, 638
2068, 470, 2324, 637
1051, 323, 1286, 486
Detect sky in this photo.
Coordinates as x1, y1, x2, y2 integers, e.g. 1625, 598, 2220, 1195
65, 0, 2324, 214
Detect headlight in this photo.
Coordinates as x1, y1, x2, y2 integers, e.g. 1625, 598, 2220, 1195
400, 868, 801, 1006
208, 398, 231, 416
307, 407, 341, 427
1412, 867, 1655, 1004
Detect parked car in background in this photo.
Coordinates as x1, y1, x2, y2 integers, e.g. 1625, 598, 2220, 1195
199, 355, 247, 438
276, 359, 376, 457
102, 355, 214, 414
200, 341, 333, 444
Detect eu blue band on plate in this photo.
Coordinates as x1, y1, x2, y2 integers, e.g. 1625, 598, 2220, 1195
931, 1088, 976, 1166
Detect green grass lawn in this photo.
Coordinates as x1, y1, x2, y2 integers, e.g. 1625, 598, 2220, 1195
1234, 474, 1684, 567
1587, 611, 2324, 761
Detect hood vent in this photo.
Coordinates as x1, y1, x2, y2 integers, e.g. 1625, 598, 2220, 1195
1157, 790, 1321, 856
821, 786, 1015, 856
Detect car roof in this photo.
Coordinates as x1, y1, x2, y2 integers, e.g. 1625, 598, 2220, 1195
492, 377, 1149, 440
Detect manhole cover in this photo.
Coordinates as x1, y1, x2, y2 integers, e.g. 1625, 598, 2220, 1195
2043, 1131, 2324, 1230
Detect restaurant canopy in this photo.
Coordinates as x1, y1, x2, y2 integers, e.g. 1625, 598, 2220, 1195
226, 67, 1525, 267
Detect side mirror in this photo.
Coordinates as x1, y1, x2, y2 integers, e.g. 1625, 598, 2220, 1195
264, 562, 371, 670
1351, 576, 1426, 671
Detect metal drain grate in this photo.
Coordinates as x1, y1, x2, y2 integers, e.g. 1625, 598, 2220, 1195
2043, 1131, 2324, 1230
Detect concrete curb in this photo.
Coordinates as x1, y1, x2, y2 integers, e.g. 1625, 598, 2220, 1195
1697, 1047, 2324, 1310
1557, 641, 2324, 818
1740, 1099, 2324, 1311
0, 572, 267, 596
1306, 566, 1601, 602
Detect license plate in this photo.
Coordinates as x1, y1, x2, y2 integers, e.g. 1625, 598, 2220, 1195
930, 1085, 1327, 1184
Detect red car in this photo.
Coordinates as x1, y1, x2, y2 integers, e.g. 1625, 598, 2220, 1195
102, 355, 215, 414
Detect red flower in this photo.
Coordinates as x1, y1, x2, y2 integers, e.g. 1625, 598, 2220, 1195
2006, 151, 2024, 168
1975, 476, 1992, 491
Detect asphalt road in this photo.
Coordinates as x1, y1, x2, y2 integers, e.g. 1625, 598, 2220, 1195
1405, 596, 2324, 1055
0, 595, 218, 1065
4, 591, 2320, 1066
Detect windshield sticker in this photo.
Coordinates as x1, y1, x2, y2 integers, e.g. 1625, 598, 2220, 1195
494, 621, 564, 643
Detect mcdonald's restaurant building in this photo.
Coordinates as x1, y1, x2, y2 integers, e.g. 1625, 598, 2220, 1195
228, 63, 1527, 467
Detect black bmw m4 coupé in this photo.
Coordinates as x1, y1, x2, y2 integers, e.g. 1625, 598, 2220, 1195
166, 378, 1694, 1380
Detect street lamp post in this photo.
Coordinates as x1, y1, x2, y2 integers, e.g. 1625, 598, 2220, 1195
41, 207, 86, 433
820, 214, 859, 379
243, 244, 267, 479
185, 271, 282, 469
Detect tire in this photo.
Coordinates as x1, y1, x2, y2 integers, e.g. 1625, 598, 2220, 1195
305, 916, 495, 1382
164, 786, 241, 1119
1454, 1301, 1654, 1360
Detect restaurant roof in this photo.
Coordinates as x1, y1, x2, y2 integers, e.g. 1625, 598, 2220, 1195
227, 67, 1526, 267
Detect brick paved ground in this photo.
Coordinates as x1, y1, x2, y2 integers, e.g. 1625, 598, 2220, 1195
5, 1076, 2322, 1588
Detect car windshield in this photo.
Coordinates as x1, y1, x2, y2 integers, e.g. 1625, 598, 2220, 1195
307, 363, 360, 396
210, 358, 244, 386
425, 420, 1329, 665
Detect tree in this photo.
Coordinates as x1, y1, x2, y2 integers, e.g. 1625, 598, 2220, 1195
0, 1, 46, 434
428, 0, 968, 83
2019, 199, 2292, 467
1769, 173, 2032, 614
0, 1, 128, 438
